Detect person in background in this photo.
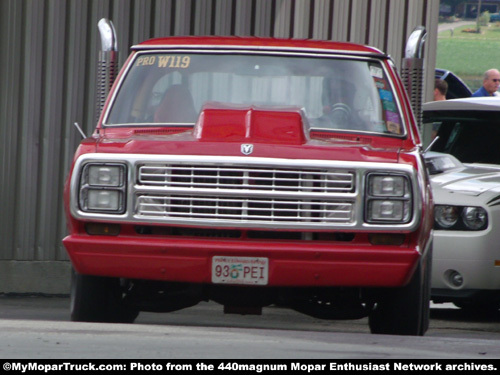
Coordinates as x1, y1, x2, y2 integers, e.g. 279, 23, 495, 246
471, 69, 500, 97
434, 78, 448, 101
432, 79, 448, 138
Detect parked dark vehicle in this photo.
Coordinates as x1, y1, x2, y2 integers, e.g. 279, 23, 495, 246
490, 13, 500, 22
435, 68, 472, 99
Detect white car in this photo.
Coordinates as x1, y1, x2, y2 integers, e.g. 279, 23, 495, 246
424, 97, 500, 311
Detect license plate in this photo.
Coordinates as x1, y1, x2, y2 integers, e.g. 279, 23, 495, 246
211, 256, 268, 285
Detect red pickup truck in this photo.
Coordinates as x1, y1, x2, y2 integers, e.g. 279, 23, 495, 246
63, 22, 433, 335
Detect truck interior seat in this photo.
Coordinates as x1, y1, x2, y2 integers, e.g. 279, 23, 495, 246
154, 84, 198, 124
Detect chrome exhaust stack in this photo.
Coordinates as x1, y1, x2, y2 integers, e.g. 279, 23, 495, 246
96, 18, 118, 123
402, 26, 427, 131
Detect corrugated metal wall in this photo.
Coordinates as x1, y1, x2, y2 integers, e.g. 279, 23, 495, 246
0, 0, 439, 292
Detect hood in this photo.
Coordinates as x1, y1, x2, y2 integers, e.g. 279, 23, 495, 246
429, 160, 500, 202
96, 105, 406, 164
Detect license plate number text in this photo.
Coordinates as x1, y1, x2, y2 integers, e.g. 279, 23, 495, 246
212, 256, 268, 285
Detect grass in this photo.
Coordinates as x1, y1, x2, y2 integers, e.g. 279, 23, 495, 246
437, 23, 500, 91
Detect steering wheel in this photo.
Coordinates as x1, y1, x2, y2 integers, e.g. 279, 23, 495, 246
330, 103, 351, 126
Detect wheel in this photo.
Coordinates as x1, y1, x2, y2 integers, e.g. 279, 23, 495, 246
329, 103, 351, 126
368, 246, 432, 336
70, 269, 139, 323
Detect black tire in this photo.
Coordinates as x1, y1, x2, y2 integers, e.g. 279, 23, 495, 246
368, 246, 432, 336
70, 269, 139, 323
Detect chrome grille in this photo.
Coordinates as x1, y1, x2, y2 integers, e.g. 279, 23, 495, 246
138, 165, 354, 193
137, 195, 354, 223
135, 162, 356, 227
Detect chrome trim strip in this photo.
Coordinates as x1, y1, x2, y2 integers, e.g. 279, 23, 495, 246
131, 44, 386, 57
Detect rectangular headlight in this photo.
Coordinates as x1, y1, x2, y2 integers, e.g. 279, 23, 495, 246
368, 200, 410, 222
79, 163, 126, 214
369, 175, 406, 197
88, 165, 123, 186
86, 190, 121, 211
365, 173, 412, 224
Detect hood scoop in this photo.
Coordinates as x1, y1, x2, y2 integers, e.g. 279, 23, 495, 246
194, 103, 308, 145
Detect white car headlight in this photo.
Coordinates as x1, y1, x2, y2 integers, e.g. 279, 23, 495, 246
462, 206, 488, 230
365, 173, 412, 224
434, 205, 488, 231
435, 205, 459, 228
79, 163, 126, 213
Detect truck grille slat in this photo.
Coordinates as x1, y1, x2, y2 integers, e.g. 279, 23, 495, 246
137, 195, 353, 222
138, 165, 354, 192
136, 162, 356, 226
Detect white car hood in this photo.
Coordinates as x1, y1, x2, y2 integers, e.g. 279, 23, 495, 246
431, 164, 500, 199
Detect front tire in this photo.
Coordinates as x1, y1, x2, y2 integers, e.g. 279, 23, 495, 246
70, 269, 139, 323
368, 247, 431, 336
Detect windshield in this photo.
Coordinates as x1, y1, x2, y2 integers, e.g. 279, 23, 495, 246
428, 117, 500, 164
105, 52, 404, 136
